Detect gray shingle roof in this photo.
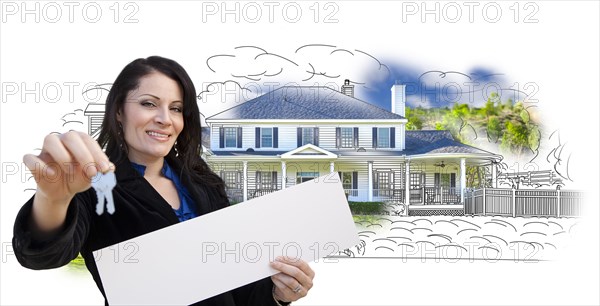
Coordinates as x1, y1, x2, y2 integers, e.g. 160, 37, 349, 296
206, 86, 405, 120
403, 130, 493, 155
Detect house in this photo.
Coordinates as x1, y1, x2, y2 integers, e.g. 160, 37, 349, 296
204, 80, 501, 216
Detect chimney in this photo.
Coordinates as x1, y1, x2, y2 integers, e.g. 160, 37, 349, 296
391, 81, 406, 117
341, 79, 354, 97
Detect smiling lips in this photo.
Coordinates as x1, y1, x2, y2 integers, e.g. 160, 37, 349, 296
146, 130, 171, 141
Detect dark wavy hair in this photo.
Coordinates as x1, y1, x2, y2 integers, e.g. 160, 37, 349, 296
97, 56, 228, 213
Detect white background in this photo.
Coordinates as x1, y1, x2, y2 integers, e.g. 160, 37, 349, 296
1, 1, 599, 305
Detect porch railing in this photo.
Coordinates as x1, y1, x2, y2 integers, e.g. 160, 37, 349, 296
247, 188, 279, 200
231, 187, 465, 205
373, 189, 405, 203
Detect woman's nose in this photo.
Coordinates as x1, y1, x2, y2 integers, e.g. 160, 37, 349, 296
155, 107, 172, 126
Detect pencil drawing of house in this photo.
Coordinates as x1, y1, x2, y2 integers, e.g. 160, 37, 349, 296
204, 80, 503, 216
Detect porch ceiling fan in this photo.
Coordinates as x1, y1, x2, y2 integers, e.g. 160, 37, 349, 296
434, 161, 446, 168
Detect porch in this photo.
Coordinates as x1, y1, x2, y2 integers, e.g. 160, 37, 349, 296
214, 156, 484, 207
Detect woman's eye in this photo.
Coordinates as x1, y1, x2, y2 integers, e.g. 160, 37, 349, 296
141, 101, 156, 107
171, 107, 183, 113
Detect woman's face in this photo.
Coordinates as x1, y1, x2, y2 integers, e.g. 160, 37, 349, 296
118, 71, 184, 164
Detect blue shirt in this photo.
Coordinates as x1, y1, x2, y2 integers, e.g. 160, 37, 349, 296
131, 160, 198, 222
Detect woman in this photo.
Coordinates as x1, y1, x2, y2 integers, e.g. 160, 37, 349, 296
13, 56, 314, 305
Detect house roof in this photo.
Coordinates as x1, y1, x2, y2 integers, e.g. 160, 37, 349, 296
403, 130, 494, 155
84, 103, 106, 115
206, 86, 405, 120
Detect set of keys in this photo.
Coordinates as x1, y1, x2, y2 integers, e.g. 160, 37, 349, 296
91, 171, 117, 215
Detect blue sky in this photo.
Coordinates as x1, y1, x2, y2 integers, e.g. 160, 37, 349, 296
358, 62, 522, 111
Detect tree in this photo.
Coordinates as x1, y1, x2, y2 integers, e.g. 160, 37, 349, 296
487, 116, 502, 143
405, 106, 423, 130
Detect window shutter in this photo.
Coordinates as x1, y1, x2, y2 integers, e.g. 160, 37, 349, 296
256, 172, 261, 188
237, 127, 243, 148
219, 127, 224, 148
353, 127, 359, 147
272, 171, 277, 189
435, 173, 440, 188
338, 171, 342, 179
255, 127, 261, 148
390, 127, 396, 148
335, 127, 341, 148
352, 171, 358, 189
273, 127, 278, 148
451, 173, 456, 188
297, 127, 302, 147
314, 128, 319, 146
372, 128, 378, 148
373, 171, 378, 189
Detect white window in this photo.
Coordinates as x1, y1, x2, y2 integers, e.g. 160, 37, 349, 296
341, 127, 354, 148
261, 128, 273, 148
296, 171, 319, 184
256, 171, 277, 189
374, 171, 393, 190
302, 128, 315, 145
339, 172, 353, 190
377, 128, 390, 148
435, 173, 456, 188
222, 171, 241, 189
224, 127, 237, 148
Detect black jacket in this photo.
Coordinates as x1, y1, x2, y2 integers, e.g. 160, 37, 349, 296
12, 158, 278, 306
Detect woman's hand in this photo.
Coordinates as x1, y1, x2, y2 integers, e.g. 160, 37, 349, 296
270, 256, 315, 303
23, 131, 112, 230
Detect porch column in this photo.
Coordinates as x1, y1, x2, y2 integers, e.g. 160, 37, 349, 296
405, 160, 410, 205
491, 162, 497, 188
329, 161, 335, 173
281, 161, 287, 190
460, 158, 466, 204
243, 161, 248, 202
368, 161, 373, 202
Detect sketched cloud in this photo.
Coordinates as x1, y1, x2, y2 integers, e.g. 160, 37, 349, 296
197, 44, 393, 118
204, 44, 390, 87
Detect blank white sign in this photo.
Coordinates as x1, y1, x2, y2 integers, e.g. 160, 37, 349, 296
94, 174, 359, 305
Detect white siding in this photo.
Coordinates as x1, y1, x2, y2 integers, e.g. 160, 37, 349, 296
318, 126, 337, 148
278, 126, 297, 149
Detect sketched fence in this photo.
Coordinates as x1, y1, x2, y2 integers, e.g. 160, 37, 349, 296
464, 188, 583, 217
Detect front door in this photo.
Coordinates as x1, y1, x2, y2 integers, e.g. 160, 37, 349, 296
410, 172, 425, 204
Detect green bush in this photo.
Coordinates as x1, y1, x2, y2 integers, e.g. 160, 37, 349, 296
348, 201, 386, 215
